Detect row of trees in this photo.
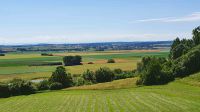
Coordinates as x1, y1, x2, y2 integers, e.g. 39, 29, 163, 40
0, 79, 35, 98
1, 65, 135, 98
37, 66, 135, 90
137, 26, 200, 85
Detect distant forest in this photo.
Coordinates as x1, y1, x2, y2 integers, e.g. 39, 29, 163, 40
0, 41, 172, 53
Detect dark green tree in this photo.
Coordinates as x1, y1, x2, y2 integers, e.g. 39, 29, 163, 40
95, 67, 115, 83
170, 37, 194, 59
49, 66, 72, 87
0, 84, 10, 98
139, 60, 173, 85
192, 26, 200, 45
171, 44, 189, 59
63, 55, 82, 66
8, 79, 35, 96
82, 69, 96, 83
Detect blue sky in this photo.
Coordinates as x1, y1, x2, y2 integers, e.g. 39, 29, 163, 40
0, 0, 200, 45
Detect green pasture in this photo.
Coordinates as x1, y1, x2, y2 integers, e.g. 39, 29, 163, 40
0, 50, 168, 82
0, 72, 200, 112
0, 51, 169, 67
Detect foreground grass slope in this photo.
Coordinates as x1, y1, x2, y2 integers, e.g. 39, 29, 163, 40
0, 73, 200, 112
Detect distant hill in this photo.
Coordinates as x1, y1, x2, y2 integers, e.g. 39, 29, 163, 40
0, 41, 172, 53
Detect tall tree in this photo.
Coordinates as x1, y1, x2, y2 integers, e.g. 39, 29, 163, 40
170, 37, 181, 59
192, 26, 200, 45
49, 66, 72, 87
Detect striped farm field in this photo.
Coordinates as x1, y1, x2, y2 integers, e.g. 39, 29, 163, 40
0, 50, 168, 82
0, 75, 200, 112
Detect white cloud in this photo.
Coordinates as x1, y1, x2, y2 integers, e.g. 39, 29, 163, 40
134, 12, 200, 23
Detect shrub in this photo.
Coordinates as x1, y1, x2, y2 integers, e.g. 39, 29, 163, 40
113, 68, 123, 74
138, 60, 173, 85
114, 71, 135, 80
0, 84, 10, 98
41, 53, 53, 56
0, 53, 5, 56
49, 66, 72, 87
49, 82, 63, 90
95, 67, 114, 83
75, 77, 85, 86
82, 69, 96, 83
107, 59, 115, 63
88, 62, 94, 64
36, 80, 49, 90
63, 55, 82, 66
136, 57, 174, 85
8, 79, 35, 96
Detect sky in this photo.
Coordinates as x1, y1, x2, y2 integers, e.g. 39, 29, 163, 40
0, 0, 200, 45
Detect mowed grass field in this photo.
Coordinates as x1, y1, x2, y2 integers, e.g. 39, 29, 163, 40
0, 50, 169, 82
0, 73, 200, 112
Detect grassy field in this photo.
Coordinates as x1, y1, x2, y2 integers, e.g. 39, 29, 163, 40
0, 73, 200, 112
0, 50, 169, 82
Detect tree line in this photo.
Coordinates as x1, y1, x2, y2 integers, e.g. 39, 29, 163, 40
0, 66, 135, 98
136, 26, 200, 85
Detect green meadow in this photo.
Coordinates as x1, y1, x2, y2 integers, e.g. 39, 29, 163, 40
0, 72, 200, 112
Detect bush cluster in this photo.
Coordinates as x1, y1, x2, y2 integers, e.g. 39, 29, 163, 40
36, 80, 49, 90
136, 57, 174, 85
73, 68, 135, 86
0, 79, 35, 98
114, 70, 135, 80
49, 82, 63, 90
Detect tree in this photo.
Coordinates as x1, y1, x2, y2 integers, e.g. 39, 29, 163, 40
49, 66, 72, 87
170, 37, 194, 59
95, 67, 114, 83
63, 55, 82, 66
192, 26, 200, 45
136, 56, 167, 72
82, 69, 96, 83
171, 37, 181, 50
138, 60, 173, 85
171, 44, 189, 59
170, 37, 180, 59
0, 84, 10, 98
173, 45, 200, 77
8, 79, 35, 96
73, 55, 82, 65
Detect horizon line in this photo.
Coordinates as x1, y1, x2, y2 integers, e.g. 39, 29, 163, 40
0, 40, 173, 46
